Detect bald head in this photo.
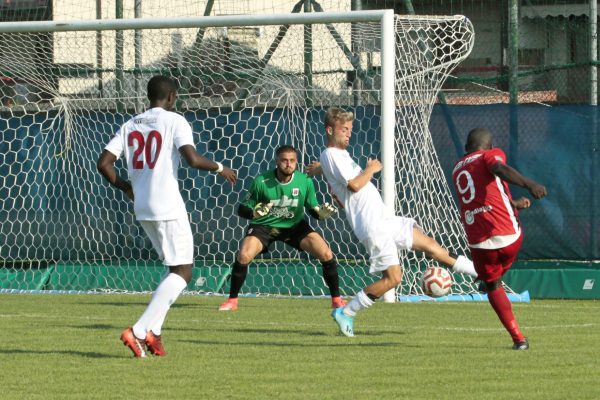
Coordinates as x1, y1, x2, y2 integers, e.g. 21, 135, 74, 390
465, 128, 493, 153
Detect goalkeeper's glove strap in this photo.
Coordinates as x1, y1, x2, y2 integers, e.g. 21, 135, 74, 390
237, 204, 254, 220
307, 208, 321, 220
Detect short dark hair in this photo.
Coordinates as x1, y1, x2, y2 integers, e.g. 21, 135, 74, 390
147, 75, 177, 101
275, 145, 297, 158
465, 127, 493, 152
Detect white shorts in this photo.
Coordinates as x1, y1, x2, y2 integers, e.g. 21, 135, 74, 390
139, 216, 194, 266
362, 216, 417, 274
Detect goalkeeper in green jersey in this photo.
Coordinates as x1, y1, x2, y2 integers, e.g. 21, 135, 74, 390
219, 145, 346, 311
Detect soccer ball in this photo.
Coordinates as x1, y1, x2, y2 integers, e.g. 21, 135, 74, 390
422, 266, 452, 297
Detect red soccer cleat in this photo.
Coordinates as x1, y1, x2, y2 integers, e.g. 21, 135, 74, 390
219, 298, 238, 311
120, 327, 147, 358
331, 296, 347, 309
146, 331, 167, 356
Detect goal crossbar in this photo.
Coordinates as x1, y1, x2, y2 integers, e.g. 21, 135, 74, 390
0, 10, 394, 33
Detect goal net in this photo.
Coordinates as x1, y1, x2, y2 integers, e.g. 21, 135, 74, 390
0, 11, 521, 300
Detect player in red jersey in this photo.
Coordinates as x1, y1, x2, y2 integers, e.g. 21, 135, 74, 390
452, 128, 547, 350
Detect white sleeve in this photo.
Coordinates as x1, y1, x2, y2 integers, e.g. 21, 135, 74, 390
173, 116, 195, 149
104, 128, 124, 159
320, 150, 359, 186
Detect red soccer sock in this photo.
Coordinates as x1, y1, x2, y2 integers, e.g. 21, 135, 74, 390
487, 286, 525, 343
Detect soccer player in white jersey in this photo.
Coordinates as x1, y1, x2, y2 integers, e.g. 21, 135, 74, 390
309, 107, 477, 337
97, 75, 236, 357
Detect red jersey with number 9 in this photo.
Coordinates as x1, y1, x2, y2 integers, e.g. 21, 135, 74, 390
452, 148, 520, 246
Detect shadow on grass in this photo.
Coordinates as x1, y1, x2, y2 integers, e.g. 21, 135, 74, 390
179, 339, 403, 348
0, 348, 121, 359
171, 303, 220, 310
170, 326, 409, 338
79, 302, 204, 309
60, 323, 117, 331
78, 302, 151, 307
225, 327, 330, 336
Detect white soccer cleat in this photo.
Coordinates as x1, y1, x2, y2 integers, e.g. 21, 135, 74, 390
452, 255, 478, 278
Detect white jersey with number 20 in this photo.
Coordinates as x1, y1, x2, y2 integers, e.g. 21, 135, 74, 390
105, 107, 194, 221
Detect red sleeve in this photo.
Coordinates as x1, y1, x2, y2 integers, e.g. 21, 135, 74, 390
482, 148, 506, 173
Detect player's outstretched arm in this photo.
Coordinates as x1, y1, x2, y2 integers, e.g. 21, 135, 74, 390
491, 163, 547, 199
97, 150, 134, 200
179, 145, 236, 184
305, 161, 323, 177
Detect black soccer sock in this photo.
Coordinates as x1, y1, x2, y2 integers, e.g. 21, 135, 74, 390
321, 258, 341, 298
229, 261, 249, 299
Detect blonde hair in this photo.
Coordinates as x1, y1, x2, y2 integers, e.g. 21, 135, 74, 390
324, 107, 354, 129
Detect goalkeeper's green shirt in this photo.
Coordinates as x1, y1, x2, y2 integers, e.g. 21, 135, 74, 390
241, 169, 319, 228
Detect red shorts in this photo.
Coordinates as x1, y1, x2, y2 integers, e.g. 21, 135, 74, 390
469, 233, 523, 283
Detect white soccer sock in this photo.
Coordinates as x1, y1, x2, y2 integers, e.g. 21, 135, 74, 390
132, 273, 188, 339
343, 290, 374, 317
451, 255, 478, 278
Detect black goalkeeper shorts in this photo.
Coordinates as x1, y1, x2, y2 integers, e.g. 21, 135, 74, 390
244, 219, 315, 253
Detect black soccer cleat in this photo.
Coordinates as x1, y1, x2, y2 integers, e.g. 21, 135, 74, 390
477, 280, 487, 293
512, 338, 529, 350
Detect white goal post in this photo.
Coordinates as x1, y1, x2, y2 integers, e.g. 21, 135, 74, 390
0, 10, 527, 301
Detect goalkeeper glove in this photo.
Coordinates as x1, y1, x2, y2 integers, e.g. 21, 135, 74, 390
253, 202, 273, 219
313, 203, 337, 220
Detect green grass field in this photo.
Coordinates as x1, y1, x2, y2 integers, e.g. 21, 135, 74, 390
1, 294, 598, 400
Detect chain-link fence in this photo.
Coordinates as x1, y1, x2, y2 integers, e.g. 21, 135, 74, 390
1, 1, 597, 106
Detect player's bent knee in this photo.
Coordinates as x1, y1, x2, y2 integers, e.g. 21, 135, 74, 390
237, 252, 255, 265
379, 276, 401, 292
388, 274, 402, 287
484, 279, 502, 292
383, 268, 402, 288
237, 244, 262, 265
169, 264, 193, 283
318, 248, 334, 262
